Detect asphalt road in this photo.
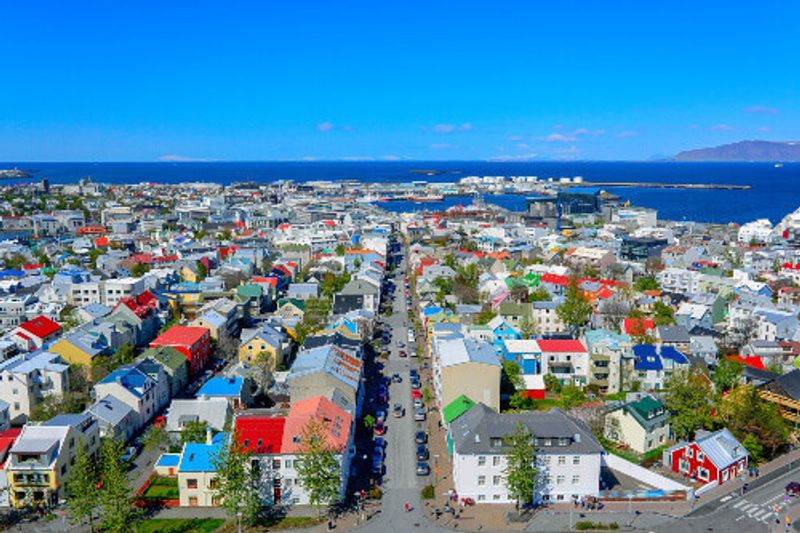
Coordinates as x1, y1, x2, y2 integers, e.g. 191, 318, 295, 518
654, 467, 800, 532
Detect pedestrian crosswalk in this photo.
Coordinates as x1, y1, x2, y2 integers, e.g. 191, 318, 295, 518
731, 494, 789, 527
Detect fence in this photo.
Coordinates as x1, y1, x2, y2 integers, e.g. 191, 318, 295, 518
603, 454, 692, 493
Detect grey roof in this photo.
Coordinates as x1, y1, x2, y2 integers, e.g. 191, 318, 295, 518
657, 325, 690, 343
165, 397, 231, 432
88, 394, 135, 427
694, 428, 749, 468
450, 403, 603, 456
338, 279, 379, 296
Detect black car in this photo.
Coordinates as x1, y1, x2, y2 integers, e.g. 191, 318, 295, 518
416, 445, 429, 461
415, 431, 428, 444
416, 462, 430, 476
410, 368, 418, 378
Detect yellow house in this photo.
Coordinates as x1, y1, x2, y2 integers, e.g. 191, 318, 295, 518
238, 325, 286, 369
179, 264, 201, 283
275, 298, 305, 321
49, 330, 113, 367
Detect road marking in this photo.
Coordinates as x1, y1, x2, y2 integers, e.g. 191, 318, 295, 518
721, 495, 733, 502
733, 499, 749, 509
752, 509, 771, 521
735, 515, 745, 521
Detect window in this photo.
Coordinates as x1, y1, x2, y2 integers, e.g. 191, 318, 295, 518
477, 476, 485, 486
477, 495, 486, 501
61, 464, 67, 475
478, 456, 486, 467
696, 452, 704, 462
697, 467, 710, 481
558, 456, 566, 465
493, 456, 501, 467
188, 496, 198, 506
679, 459, 690, 473
572, 456, 580, 465
493, 494, 501, 501
209, 478, 219, 489
187, 479, 198, 489
572, 475, 580, 485
556, 475, 565, 485
493, 475, 502, 486
685, 448, 693, 458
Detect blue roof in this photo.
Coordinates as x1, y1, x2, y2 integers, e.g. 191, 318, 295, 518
633, 344, 663, 371
156, 453, 181, 468
98, 366, 150, 397
423, 306, 444, 317
661, 346, 689, 364
177, 432, 227, 473
196, 376, 244, 398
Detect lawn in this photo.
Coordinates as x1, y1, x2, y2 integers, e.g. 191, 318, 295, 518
142, 476, 180, 500
216, 516, 324, 532
135, 518, 224, 533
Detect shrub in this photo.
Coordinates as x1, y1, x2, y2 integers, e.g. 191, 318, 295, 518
369, 486, 383, 500
574, 521, 619, 530
420, 485, 435, 500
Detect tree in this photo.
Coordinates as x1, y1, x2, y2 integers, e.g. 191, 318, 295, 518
142, 425, 169, 452
455, 263, 479, 289
544, 374, 561, 393
130, 262, 150, 277
662, 367, 715, 441
718, 384, 788, 461
99, 436, 137, 533
502, 361, 524, 395
711, 357, 743, 393
212, 432, 262, 525
557, 384, 587, 410
65, 439, 98, 532
196, 260, 208, 281
634, 276, 660, 292
528, 287, 552, 302
475, 307, 497, 326
295, 418, 342, 517
252, 351, 274, 394
556, 277, 592, 335
114, 342, 136, 367
520, 317, 538, 340
503, 422, 537, 513
181, 420, 210, 444
652, 301, 675, 326
510, 285, 529, 303
363, 414, 376, 430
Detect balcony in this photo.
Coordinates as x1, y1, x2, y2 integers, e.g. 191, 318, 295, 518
12, 473, 51, 486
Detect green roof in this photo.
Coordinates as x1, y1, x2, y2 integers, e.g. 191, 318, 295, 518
237, 284, 263, 298
443, 395, 476, 425
141, 346, 187, 371
278, 297, 305, 311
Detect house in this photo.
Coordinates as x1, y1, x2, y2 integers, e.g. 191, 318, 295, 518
140, 346, 190, 398
499, 339, 545, 399
108, 290, 161, 346
234, 395, 355, 506
150, 326, 212, 377
286, 283, 319, 301
0, 427, 22, 507
758, 369, 800, 424
49, 325, 114, 367
177, 431, 226, 507
432, 334, 501, 412
238, 323, 288, 369
275, 298, 305, 321
94, 361, 166, 432
10, 316, 62, 351
604, 395, 670, 454
287, 344, 363, 415
665, 429, 748, 486
165, 397, 231, 441
87, 394, 137, 442
657, 325, 691, 353
190, 298, 240, 341
538, 339, 590, 386
531, 301, 565, 335
633, 344, 690, 391
450, 404, 602, 504
6, 413, 100, 508
485, 316, 522, 354
584, 329, 633, 395
196, 377, 252, 409
0, 351, 69, 424
333, 279, 380, 315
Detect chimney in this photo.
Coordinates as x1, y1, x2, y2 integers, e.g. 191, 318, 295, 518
206, 426, 213, 445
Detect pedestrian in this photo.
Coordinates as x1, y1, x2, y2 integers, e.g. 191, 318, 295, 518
405, 502, 410, 512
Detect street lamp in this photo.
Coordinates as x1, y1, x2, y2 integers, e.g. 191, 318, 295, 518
237, 511, 242, 533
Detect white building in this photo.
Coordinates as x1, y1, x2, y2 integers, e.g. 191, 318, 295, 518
0, 351, 69, 423
738, 219, 774, 244
450, 404, 602, 504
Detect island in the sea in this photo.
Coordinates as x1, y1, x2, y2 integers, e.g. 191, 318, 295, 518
674, 140, 800, 162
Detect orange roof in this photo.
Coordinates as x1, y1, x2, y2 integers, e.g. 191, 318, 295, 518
281, 396, 352, 454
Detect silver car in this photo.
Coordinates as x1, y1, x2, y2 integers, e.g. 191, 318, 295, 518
414, 408, 426, 421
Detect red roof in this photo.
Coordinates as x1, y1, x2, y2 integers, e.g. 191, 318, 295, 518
117, 290, 158, 318
539, 273, 571, 286
19, 315, 61, 339
130, 253, 154, 265
151, 325, 209, 348
536, 339, 586, 353
0, 428, 22, 469
782, 263, 800, 271
23, 263, 44, 271
154, 254, 179, 263
623, 318, 655, 335
94, 237, 110, 247
728, 355, 766, 371
235, 417, 286, 454
76, 226, 107, 235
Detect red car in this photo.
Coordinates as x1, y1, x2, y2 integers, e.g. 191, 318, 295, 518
374, 420, 386, 436
411, 389, 423, 399
398, 350, 407, 358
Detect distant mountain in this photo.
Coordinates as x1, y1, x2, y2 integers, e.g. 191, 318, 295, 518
674, 140, 800, 162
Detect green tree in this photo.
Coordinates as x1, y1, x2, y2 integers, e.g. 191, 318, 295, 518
212, 432, 262, 525
252, 351, 274, 394
295, 418, 342, 517
65, 439, 98, 531
544, 373, 561, 393
663, 366, 715, 441
652, 301, 675, 326
510, 285, 529, 303
712, 357, 743, 393
99, 436, 137, 532
196, 260, 208, 281
114, 342, 136, 367
503, 422, 537, 513
556, 277, 592, 335
130, 262, 150, 277
335, 244, 345, 256
363, 414, 376, 430
181, 420, 210, 444
557, 384, 587, 410
142, 425, 169, 452
502, 360, 524, 394
528, 287, 552, 302
475, 308, 497, 326
719, 385, 788, 461
455, 263, 479, 289
634, 276, 659, 292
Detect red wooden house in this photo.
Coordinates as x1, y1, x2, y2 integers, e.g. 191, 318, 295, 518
665, 428, 748, 485
150, 325, 211, 377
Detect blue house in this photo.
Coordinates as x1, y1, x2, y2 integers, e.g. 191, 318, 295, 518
499, 339, 542, 374
196, 376, 252, 409
486, 316, 521, 354
633, 344, 690, 391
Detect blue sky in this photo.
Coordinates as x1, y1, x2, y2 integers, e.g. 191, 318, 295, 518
1, 1, 798, 161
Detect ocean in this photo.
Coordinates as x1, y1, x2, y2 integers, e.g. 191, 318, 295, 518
1, 161, 799, 225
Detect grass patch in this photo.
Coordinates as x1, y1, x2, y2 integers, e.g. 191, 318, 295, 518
574, 521, 619, 530
142, 476, 179, 500
135, 518, 224, 533
257, 516, 325, 530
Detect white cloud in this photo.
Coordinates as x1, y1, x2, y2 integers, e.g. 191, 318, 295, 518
711, 124, 735, 132
744, 106, 778, 115
488, 152, 539, 161
158, 155, 211, 162
757, 126, 771, 132
429, 143, 458, 150
316, 122, 334, 132
429, 123, 473, 133
534, 127, 598, 143
614, 130, 639, 138
538, 132, 577, 143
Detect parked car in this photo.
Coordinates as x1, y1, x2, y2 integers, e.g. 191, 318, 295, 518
393, 404, 404, 418
376, 409, 387, 423
392, 373, 402, 383
787, 482, 800, 496
374, 420, 386, 436
378, 385, 388, 403
398, 350, 407, 358
374, 436, 386, 448
410, 378, 421, 389
411, 389, 422, 399
372, 455, 384, 475
410, 368, 418, 378
413, 397, 423, 409
414, 408, 426, 421
374, 444, 385, 460
415, 431, 428, 444
416, 462, 430, 476
416, 445, 429, 461
121, 446, 137, 464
